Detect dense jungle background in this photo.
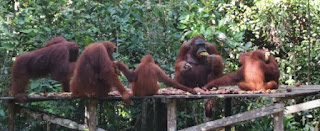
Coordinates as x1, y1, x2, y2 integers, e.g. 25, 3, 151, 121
0, 0, 319, 130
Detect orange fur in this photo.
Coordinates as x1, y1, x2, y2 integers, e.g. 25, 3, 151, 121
116, 55, 194, 96
10, 36, 79, 102
70, 41, 131, 104
45, 36, 66, 47
174, 35, 223, 87
238, 50, 278, 91
204, 49, 280, 91
174, 36, 223, 118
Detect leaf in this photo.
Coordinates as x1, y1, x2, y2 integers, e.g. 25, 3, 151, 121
113, 52, 120, 58
17, 18, 25, 25
178, 24, 187, 29
1, 43, 14, 50
43, 27, 51, 32
21, 29, 32, 33
32, 29, 38, 33
131, 12, 141, 21
30, 81, 40, 90
91, 27, 100, 33
203, 14, 209, 17
243, 42, 252, 50
225, 40, 235, 48
0, 109, 4, 117
153, 7, 162, 17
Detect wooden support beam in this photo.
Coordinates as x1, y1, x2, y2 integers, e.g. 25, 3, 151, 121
272, 99, 284, 131
167, 99, 177, 131
141, 99, 147, 131
225, 98, 232, 131
21, 107, 85, 129
273, 110, 284, 131
85, 99, 99, 131
156, 99, 167, 131
46, 121, 51, 131
285, 99, 320, 115
8, 101, 15, 131
179, 103, 284, 131
19, 105, 105, 130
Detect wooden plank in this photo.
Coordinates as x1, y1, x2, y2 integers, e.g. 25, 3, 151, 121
288, 85, 320, 88
19, 106, 105, 130
0, 91, 317, 101
8, 101, 15, 131
167, 99, 177, 131
1, 85, 320, 101
179, 103, 284, 131
285, 99, 320, 115
85, 99, 99, 131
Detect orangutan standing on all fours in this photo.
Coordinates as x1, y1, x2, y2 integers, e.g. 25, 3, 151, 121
10, 36, 79, 102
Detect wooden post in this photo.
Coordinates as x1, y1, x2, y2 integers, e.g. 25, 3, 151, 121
225, 98, 232, 131
46, 122, 50, 131
141, 98, 147, 131
157, 99, 167, 131
85, 99, 98, 131
8, 100, 15, 131
273, 111, 284, 131
167, 99, 177, 131
273, 102, 284, 131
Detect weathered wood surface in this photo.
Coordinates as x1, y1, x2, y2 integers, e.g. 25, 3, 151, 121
1, 85, 319, 102
19, 105, 105, 130
285, 99, 320, 115
225, 98, 232, 131
8, 101, 15, 131
179, 103, 285, 131
167, 99, 177, 131
85, 99, 99, 131
141, 99, 147, 131
3, 85, 319, 131
273, 107, 284, 131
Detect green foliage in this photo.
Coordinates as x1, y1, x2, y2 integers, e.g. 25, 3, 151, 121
228, 0, 320, 85
0, 0, 319, 130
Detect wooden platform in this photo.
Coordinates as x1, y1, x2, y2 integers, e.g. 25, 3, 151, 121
1, 85, 320, 131
1, 85, 320, 101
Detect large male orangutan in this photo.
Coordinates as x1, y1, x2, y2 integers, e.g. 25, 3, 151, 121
10, 36, 79, 102
174, 35, 223, 118
174, 35, 223, 87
